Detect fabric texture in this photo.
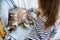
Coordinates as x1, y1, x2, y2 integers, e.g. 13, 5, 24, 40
27, 17, 57, 40
25, 8, 57, 40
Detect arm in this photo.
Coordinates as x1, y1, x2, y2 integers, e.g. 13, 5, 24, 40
25, 26, 40, 40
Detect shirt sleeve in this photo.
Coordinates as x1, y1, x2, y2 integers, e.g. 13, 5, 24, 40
49, 25, 58, 38
26, 26, 40, 40
51, 24, 60, 40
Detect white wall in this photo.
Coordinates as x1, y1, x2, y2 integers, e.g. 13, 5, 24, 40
13, 0, 38, 9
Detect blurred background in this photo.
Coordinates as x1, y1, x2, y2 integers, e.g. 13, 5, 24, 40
0, 0, 60, 40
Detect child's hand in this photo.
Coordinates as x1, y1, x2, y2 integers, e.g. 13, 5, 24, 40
17, 10, 26, 19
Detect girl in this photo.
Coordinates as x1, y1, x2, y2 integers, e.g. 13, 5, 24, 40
25, 0, 60, 40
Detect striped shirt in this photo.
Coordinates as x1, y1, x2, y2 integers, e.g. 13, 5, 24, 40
25, 8, 57, 40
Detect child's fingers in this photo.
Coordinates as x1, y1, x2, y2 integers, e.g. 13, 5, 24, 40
17, 10, 26, 19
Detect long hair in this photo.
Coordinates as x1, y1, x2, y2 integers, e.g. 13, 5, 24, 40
37, 0, 60, 30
